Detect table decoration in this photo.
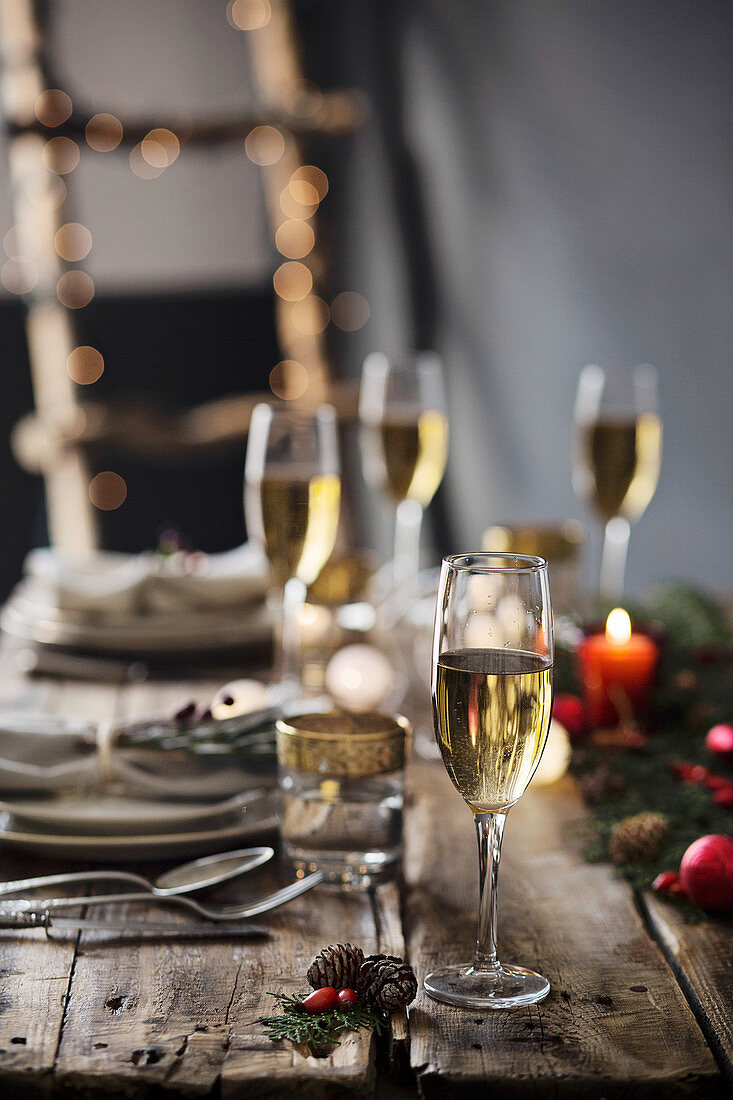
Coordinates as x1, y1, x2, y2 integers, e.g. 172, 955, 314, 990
577, 607, 659, 727
259, 941, 417, 1057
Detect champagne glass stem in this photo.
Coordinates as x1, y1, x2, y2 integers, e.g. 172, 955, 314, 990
599, 516, 631, 600
473, 810, 507, 973
392, 498, 424, 595
279, 577, 307, 688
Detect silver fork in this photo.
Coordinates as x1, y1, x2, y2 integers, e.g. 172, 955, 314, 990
0, 870, 324, 922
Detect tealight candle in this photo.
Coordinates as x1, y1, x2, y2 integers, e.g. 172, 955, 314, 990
577, 608, 658, 728
211, 678, 269, 719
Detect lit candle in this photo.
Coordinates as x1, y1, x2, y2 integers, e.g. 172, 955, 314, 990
577, 608, 659, 728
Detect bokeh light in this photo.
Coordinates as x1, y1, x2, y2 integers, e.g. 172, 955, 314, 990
245, 125, 285, 166
1, 259, 39, 295
67, 346, 104, 385
275, 219, 315, 259
279, 184, 317, 220
141, 128, 179, 168
285, 80, 323, 119
26, 174, 66, 209
288, 178, 319, 206
273, 261, 312, 301
34, 89, 72, 128
85, 113, 123, 152
130, 143, 165, 179
269, 359, 309, 400
290, 295, 330, 335
49, 404, 86, 442
42, 137, 80, 174
291, 165, 328, 200
4, 224, 42, 261
331, 291, 370, 331
89, 471, 127, 511
56, 270, 95, 309
54, 223, 92, 262
226, 0, 271, 30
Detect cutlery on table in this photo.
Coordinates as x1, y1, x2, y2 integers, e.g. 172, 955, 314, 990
0, 845, 275, 898
0, 869, 325, 924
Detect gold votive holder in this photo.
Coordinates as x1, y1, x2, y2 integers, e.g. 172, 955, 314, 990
276, 710, 410, 889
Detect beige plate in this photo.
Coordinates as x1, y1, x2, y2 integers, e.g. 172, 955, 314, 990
0, 801, 280, 862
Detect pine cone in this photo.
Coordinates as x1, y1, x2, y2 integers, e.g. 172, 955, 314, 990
358, 954, 418, 1011
608, 812, 669, 865
579, 764, 627, 806
307, 943, 365, 991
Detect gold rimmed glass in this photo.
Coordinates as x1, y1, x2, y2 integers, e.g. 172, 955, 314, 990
424, 552, 554, 1009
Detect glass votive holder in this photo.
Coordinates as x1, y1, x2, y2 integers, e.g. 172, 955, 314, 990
276, 710, 410, 889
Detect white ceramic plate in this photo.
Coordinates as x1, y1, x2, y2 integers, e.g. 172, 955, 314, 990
0, 798, 280, 862
0, 789, 272, 836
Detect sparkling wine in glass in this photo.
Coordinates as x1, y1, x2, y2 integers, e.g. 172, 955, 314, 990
359, 353, 448, 597
572, 364, 662, 599
424, 552, 554, 1009
244, 403, 340, 691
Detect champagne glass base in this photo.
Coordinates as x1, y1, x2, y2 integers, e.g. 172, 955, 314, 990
423, 963, 550, 1009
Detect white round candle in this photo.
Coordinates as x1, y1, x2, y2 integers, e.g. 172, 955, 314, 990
325, 644, 394, 712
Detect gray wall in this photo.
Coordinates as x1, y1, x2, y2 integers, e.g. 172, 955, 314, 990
2, 1, 731, 596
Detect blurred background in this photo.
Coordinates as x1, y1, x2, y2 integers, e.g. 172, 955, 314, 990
1, 0, 731, 605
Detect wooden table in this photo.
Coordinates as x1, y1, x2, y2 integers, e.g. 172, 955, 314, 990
0, 665, 730, 1098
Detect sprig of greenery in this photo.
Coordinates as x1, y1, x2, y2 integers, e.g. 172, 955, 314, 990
258, 992, 387, 1058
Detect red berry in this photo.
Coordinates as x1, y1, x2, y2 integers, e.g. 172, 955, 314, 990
706, 723, 733, 759
302, 987, 338, 1013
652, 871, 680, 895
702, 774, 729, 791
670, 760, 697, 783
337, 988, 358, 1007
552, 694, 588, 742
689, 765, 710, 785
712, 785, 733, 812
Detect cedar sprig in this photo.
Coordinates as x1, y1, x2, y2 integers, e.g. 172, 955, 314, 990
258, 991, 387, 1057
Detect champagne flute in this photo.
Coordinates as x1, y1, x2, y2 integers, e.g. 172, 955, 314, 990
572, 364, 662, 599
244, 403, 340, 692
425, 552, 554, 1009
359, 353, 448, 598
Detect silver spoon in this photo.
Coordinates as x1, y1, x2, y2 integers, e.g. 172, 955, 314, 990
0, 845, 274, 898
0, 870, 325, 922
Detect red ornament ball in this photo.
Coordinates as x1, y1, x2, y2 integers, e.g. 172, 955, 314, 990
706, 723, 733, 759
337, 988, 358, 1007
552, 694, 588, 742
679, 834, 733, 911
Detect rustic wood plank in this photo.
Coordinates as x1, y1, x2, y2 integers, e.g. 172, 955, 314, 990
404, 760, 724, 1098
641, 893, 733, 1090
372, 881, 411, 1080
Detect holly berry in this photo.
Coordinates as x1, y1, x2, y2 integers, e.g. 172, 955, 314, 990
679, 835, 733, 911
337, 988, 358, 1007
552, 694, 588, 741
706, 723, 733, 759
302, 987, 338, 1013
712, 785, 733, 812
652, 871, 681, 895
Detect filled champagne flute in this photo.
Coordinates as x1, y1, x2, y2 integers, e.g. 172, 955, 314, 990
244, 403, 340, 691
572, 364, 662, 599
359, 353, 448, 597
425, 552, 554, 1009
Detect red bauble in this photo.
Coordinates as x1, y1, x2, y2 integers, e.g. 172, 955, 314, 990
552, 694, 588, 742
706, 723, 733, 759
679, 835, 733, 911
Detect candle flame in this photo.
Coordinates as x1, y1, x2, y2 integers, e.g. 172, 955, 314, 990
606, 607, 632, 645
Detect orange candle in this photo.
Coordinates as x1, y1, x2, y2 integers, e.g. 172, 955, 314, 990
578, 608, 659, 728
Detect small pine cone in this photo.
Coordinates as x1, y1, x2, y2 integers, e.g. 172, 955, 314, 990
307, 943, 365, 991
579, 764, 627, 806
608, 812, 669, 865
358, 954, 418, 1011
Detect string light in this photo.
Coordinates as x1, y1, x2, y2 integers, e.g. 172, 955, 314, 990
89, 471, 127, 511
245, 125, 285, 166
141, 128, 179, 168
42, 137, 79, 175
54, 223, 92, 262
34, 89, 72, 127
67, 346, 104, 385
273, 261, 312, 301
331, 291, 370, 331
269, 360, 309, 400
226, 0, 271, 30
290, 295, 330, 335
56, 270, 95, 309
85, 113, 123, 152
275, 219, 315, 259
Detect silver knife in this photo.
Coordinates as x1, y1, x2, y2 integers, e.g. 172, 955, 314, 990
0, 905, 269, 937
